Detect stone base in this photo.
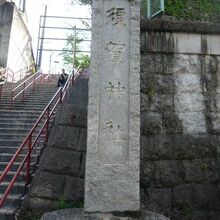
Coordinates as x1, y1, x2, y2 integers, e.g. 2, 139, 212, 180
40, 209, 170, 220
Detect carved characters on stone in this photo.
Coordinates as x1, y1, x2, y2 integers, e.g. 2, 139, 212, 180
105, 81, 126, 99
105, 42, 125, 63
101, 120, 128, 164
106, 7, 126, 26
104, 121, 122, 134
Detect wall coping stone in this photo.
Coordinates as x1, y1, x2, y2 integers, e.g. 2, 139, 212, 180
141, 18, 220, 35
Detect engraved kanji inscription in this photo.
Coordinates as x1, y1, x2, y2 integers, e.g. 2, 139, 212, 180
105, 82, 126, 99
106, 7, 126, 25
105, 42, 125, 63
104, 121, 122, 133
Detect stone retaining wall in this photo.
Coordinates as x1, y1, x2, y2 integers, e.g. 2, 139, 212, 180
140, 20, 220, 220
21, 19, 220, 220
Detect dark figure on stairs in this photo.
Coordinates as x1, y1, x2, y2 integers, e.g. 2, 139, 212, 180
57, 68, 68, 87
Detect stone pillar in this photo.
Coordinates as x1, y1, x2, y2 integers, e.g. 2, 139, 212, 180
85, 0, 140, 212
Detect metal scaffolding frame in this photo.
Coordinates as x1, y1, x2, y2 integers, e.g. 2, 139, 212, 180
36, 10, 91, 68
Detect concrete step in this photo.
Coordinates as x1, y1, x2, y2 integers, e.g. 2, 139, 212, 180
0, 118, 53, 128
0, 106, 48, 111
0, 127, 41, 134
0, 162, 36, 172
0, 140, 22, 147
0, 146, 43, 154
0, 182, 26, 194
0, 78, 60, 219
0, 109, 42, 114
0, 207, 15, 220
3, 171, 26, 182
0, 112, 40, 118
0, 118, 38, 124
0, 153, 40, 163
0, 194, 21, 208
0, 123, 34, 129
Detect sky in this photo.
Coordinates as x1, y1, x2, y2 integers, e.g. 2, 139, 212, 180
25, 0, 91, 73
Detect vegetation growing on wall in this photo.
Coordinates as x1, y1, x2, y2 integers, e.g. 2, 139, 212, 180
72, 0, 220, 22
140, 0, 220, 22
165, 0, 220, 22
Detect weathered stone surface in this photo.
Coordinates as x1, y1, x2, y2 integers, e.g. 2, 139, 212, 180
140, 18, 220, 35
141, 112, 163, 136
63, 176, 84, 202
154, 160, 181, 187
147, 188, 172, 212
49, 126, 81, 151
23, 197, 57, 211
177, 112, 207, 134
191, 184, 220, 211
57, 105, 87, 127
85, 0, 140, 212
41, 209, 170, 220
29, 171, 65, 200
173, 135, 217, 159
141, 54, 174, 75
141, 74, 175, 94
173, 184, 192, 207
40, 148, 81, 176
183, 159, 218, 183
162, 113, 183, 134
68, 80, 88, 106
141, 29, 220, 56
140, 25, 220, 219
141, 93, 174, 112
48, 125, 87, 152
141, 135, 173, 160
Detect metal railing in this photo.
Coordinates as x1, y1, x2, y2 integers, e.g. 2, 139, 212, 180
0, 68, 15, 83
141, 0, 220, 23
0, 65, 37, 103
0, 68, 15, 102
10, 70, 43, 109
0, 72, 75, 208
18, 63, 36, 81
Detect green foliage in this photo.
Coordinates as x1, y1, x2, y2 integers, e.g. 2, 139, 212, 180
21, 214, 42, 220
56, 195, 75, 210
56, 195, 84, 210
141, 0, 220, 22
164, 0, 220, 22
72, 201, 84, 208
61, 33, 90, 71
74, 54, 90, 71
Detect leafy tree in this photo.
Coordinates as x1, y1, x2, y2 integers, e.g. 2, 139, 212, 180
61, 33, 90, 72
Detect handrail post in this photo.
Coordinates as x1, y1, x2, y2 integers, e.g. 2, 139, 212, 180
45, 106, 50, 143
40, 72, 43, 84
10, 91, 14, 110
0, 85, 2, 102
33, 73, 36, 91
60, 88, 63, 104
71, 75, 75, 86
22, 82, 26, 102
26, 134, 32, 185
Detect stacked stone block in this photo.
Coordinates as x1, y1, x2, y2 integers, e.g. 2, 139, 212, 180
140, 21, 220, 220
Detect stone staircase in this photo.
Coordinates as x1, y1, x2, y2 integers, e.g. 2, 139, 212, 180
0, 75, 59, 220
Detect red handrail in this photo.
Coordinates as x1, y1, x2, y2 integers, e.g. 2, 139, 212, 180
0, 72, 76, 207
10, 70, 43, 109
